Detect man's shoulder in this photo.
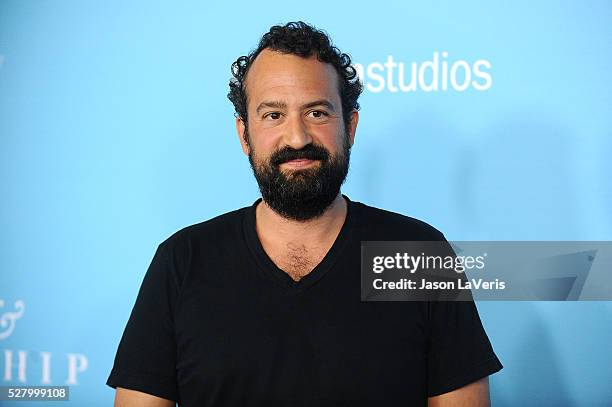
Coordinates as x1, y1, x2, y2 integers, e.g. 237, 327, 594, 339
351, 199, 446, 241
159, 204, 250, 251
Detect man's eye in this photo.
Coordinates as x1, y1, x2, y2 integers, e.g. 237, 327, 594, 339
264, 112, 282, 120
308, 110, 329, 119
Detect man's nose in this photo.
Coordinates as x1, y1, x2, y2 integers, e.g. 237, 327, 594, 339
282, 113, 312, 149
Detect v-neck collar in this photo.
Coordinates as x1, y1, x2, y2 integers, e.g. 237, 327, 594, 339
242, 194, 356, 292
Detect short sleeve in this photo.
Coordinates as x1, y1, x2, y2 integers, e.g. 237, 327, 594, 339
106, 243, 180, 402
426, 299, 503, 396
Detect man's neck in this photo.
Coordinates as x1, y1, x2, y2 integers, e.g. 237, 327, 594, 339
255, 193, 347, 246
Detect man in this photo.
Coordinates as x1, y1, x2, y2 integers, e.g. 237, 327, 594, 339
107, 21, 502, 406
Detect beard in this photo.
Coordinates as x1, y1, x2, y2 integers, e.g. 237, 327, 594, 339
247, 131, 351, 221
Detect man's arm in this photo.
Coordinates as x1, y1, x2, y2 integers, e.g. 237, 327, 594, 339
114, 387, 176, 407
427, 377, 491, 407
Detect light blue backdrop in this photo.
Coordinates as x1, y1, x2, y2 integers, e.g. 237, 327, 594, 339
1, 1, 611, 405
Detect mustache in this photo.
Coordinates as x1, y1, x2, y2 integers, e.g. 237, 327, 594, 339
270, 144, 330, 166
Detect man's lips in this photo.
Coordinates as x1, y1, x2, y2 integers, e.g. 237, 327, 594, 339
280, 158, 319, 168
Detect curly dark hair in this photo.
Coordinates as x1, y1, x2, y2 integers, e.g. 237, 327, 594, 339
228, 21, 362, 139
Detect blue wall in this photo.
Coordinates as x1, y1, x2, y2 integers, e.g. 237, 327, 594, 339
1, 1, 611, 405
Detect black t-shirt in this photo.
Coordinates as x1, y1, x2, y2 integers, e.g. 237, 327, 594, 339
107, 196, 502, 406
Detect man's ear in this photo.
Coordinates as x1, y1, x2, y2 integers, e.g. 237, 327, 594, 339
235, 117, 250, 156
347, 110, 359, 148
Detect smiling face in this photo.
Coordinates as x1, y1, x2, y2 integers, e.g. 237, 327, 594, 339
236, 49, 359, 220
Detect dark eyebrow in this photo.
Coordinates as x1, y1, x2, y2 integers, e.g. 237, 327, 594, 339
256, 100, 287, 115
255, 99, 336, 115
301, 99, 336, 112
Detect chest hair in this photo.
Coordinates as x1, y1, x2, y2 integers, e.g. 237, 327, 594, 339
275, 242, 326, 282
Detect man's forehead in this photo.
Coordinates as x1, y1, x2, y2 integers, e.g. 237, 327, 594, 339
244, 49, 341, 104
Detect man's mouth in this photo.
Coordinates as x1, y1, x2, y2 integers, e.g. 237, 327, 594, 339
281, 158, 319, 168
